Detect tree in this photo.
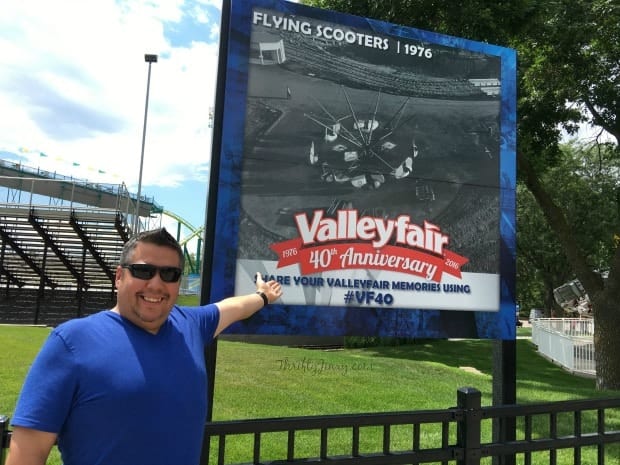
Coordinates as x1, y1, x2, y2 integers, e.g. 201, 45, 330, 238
512, 1, 620, 389
303, 0, 620, 388
518, 142, 619, 317
516, 182, 570, 317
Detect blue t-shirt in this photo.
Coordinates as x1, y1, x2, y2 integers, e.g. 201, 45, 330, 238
12, 305, 220, 465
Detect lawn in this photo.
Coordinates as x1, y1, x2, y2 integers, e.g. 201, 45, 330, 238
212, 338, 592, 419
1, 322, 619, 464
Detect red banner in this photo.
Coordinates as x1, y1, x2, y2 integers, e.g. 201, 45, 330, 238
270, 239, 468, 282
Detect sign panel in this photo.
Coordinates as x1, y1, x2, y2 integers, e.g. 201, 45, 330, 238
208, 0, 516, 339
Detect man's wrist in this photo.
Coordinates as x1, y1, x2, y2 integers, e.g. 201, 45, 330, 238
256, 291, 269, 307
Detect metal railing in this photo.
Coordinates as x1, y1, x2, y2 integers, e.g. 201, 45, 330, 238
0, 158, 163, 218
0, 416, 7, 465
531, 318, 595, 377
3, 388, 620, 465
200, 388, 620, 465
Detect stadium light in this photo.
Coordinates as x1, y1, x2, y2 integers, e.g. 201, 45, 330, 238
134, 53, 158, 234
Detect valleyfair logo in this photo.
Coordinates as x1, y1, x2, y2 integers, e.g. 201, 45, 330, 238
270, 209, 468, 282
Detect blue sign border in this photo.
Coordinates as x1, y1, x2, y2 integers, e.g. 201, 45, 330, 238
207, 0, 517, 339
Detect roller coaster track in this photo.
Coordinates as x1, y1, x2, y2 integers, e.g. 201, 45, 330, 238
163, 210, 204, 246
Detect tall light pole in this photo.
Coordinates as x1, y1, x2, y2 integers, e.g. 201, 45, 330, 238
134, 53, 158, 234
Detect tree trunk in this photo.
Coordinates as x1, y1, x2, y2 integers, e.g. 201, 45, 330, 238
592, 291, 620, 390
517, 153, 620, 389
593, 222, 620, 389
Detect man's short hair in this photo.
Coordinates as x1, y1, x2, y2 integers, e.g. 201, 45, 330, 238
120, 228, 185, 269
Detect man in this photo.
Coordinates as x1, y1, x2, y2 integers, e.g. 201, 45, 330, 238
7, 228, 283, 465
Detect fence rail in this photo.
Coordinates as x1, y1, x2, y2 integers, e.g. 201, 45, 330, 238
3, 388, 620, 465
199, 387, 620, 465
531, 318, 596, 377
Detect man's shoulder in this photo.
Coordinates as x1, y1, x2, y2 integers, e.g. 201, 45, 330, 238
171, 303, 218, 318
53, 310, 115, 335
170, 304, 220, 329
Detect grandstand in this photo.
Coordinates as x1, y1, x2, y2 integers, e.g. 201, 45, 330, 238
0, 159, 164, 326
278, 31, 496, 100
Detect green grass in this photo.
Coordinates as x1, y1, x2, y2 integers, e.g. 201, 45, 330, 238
2, 324, 619, 464
0, 325, 51, 420
176, 294, 200, 306
517, 326, 532, 338
212, 338, 614, 419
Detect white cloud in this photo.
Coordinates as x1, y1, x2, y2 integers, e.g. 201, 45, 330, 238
0, 0, 220, 193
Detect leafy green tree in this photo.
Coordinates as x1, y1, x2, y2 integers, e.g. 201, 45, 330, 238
512, 0, 619, 390
518, 142, 619, 317
303, 0, 620, 388
516, 183, 570, 317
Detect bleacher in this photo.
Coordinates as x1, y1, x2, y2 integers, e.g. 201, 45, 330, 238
279, 32, 490, 100
0, 159, 162, 325
0, 205, 128, 290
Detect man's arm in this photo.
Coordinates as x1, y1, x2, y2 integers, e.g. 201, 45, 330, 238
5, 426, 57, 465
214, 272, 283, 337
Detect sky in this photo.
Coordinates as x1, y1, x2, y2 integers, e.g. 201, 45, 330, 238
0, 0, 609, 244
0, 0, 226, 238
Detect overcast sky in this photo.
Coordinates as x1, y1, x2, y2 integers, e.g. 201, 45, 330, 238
0, 0, 225, 233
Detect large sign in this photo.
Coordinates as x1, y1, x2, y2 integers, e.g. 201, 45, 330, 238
207, 0, 516, 339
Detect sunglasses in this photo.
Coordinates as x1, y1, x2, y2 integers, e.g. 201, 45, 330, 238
121, 264, 183, 283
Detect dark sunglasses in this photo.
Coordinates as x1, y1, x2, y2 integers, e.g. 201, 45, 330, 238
121, 264, 183, 283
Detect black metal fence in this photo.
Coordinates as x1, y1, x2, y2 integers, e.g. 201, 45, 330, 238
0, 416, 8, 465
3, 388, 620, 465
199, 387, 620, 465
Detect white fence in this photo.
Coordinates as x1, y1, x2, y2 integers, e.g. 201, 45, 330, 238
180, 274, 201, 295
531, 318, 595, 377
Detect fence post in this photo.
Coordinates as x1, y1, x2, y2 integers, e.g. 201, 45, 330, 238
456, 387, 481, 465
1, 415, 9, 465
492, 340, 516, 465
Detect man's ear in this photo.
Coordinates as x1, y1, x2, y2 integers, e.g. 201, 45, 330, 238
114, 265, 123, 287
